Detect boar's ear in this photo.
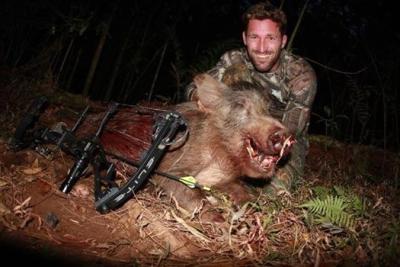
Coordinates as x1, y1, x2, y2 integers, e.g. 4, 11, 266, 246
194, 74, 229, 113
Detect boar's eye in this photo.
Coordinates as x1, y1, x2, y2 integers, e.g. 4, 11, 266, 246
232, 97, 251, 117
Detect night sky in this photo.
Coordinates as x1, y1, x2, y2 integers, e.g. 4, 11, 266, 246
1, 0, 399, 151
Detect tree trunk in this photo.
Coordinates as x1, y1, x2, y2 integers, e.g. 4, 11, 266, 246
286, 0, 310, 51
147, 42, 168, 101
82, 7, 116, 97
104, 22, 135, 101
66, 48, 82, 91
56, 37, 75, 84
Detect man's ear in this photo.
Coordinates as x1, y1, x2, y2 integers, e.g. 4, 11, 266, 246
281, 34, 288, 49
242, 31, 247, 46
194, 74, 228, 113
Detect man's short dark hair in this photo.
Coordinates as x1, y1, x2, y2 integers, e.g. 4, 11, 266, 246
242, 2, 287, 34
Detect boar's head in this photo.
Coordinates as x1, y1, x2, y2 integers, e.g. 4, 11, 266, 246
194, 74, 294, 179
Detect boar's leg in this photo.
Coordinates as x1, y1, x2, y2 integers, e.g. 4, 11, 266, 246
152, 175, 224, 222
214, 181, 254, 206
153, 175, 204, 211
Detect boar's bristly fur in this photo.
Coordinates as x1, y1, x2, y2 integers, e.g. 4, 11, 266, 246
99, 74, 293, 218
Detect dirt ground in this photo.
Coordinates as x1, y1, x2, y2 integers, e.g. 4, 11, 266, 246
0, 137, 267, 266
1, 133, 400, 266
0, 74, 399, 266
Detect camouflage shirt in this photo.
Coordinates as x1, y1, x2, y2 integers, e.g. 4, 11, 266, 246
186, 48, 317, 140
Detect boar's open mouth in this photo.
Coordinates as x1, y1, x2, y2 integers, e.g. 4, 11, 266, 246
245, 135, 295, 172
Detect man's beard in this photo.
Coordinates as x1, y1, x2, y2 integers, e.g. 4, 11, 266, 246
248, 50, 280, 72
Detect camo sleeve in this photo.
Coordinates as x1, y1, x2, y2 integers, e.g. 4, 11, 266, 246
267, 59, 317, 193
282, 58, 317, 137
185, 50, 243, 101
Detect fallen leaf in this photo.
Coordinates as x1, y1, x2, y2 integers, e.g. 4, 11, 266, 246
13, 196, 32, 212
0, 179, 8, 187
32, 158, 39, 168
0, 202, 11, 216
171, 210, 210, 243
22, 167, 43, 175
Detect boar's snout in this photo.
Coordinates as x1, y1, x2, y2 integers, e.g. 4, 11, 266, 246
244, 127, 295, 177
267, 129, 294, 156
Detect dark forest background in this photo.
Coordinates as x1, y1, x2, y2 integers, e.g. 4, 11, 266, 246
1, 0, 399, 153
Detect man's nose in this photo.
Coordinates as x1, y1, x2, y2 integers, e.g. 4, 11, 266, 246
257, 39, 266, 53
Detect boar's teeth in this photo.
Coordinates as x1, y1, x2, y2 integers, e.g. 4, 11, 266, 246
247, 138, 261, 158
279, 136, 295, 158
247, 146, 256, 158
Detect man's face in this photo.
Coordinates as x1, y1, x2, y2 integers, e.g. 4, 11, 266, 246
243, 19, 287, 73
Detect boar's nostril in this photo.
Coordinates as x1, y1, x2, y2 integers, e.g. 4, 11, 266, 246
267, 130, 286, 154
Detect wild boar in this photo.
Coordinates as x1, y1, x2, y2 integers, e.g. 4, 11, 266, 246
99, 74, 293, 215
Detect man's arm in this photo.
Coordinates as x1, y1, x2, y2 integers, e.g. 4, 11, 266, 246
282, 58, 317, 137
267, 58, 317, 193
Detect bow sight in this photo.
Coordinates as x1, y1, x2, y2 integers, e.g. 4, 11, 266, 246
10, 96, 188, 214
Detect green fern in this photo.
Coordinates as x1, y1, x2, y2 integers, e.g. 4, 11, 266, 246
333, 185, 346, 197
312, 186, 331, 199
334, 185, 366, 216
300, 195, 355, 229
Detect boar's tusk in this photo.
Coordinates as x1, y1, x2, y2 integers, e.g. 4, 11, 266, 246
278, 136, 296, 160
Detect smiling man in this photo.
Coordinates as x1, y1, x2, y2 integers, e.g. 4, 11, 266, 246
186, 1, 317, 196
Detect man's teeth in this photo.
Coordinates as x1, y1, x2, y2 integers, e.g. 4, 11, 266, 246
256, 54, 270, 59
